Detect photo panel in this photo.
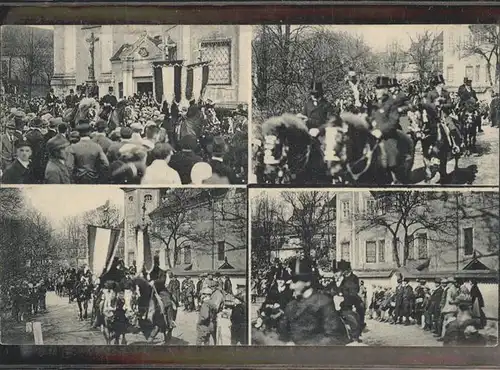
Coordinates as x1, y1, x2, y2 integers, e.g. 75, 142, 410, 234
0, 186, 248, 346
1, 24, 250, 185
251, 24, 500, 186
249, 188, 499, 346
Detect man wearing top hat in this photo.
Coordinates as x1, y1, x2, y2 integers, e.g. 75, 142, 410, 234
1, 138, 35, 184
336, 260, 365, 328
426, 74, 453, 116
100, 86, 118, 121
45, 88, 57, 110
457, 77, 478, 108
277, 257, 349, 345
300, 81, 336, 130
65, 89, 79, 109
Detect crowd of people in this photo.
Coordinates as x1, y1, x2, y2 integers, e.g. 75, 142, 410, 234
368, 276, 488, 345
252, 252, 490, 346
1, 85, 248, 185
254, 68, 499, 185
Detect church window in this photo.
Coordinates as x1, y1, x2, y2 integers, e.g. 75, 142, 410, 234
341, 200, 350, 219
463, 227, 473, 256
446, 65, 454, 83
341, 241, 350, 261
365, 241, 377, 263
184, 245, 192, 264
217, 241, 225, 261
417, 233, 428, 259
378, 239, 385, 263
200, 40, 232, 85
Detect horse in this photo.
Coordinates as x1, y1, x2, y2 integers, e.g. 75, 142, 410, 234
107, 100, 136, 133
324, 113, 414, 185
74, 276, 93, 321
459, 109, 478, 156
255, 114, 330, 184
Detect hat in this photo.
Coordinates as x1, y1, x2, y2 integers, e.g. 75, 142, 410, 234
201, 287, 213, 295
276, 267, 291, 282
418, 279, 427, 284
375, 76, 391, 88
47, 136, 69, 152
145, 120, 157, 128
447, 277, 456, 283
15, 138, 31, 150
211, 136, 226, 154
153, 255, 160, 263
70, 89, 74, 93
463, 77, 471, 83
14, 110, 25, 119
310, 81, 324, 94
389, 78, 399, 87
96, 119, 107, 131
337, 259, 350, 272
108, 86, 114, 92
120, 126, 133, 139
130, 122, 143, 132
431, 74, 445, 86
76, 120, 91, 133
31, 118, 43, 128
290, 256, 314, 282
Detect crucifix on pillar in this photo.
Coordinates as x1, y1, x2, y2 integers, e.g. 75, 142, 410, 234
86, 32, 100, 82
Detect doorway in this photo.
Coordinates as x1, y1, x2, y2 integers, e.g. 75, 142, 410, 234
136, 82, 153, 96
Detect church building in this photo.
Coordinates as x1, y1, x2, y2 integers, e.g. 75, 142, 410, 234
51, 25, 251, 108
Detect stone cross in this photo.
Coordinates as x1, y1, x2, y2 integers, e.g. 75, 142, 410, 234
86, 32, 99, 81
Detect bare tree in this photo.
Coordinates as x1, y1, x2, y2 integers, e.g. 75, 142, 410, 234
356, 191, 455, 267
460, 25, 500, 86
408, 31, 443, 83
278, 191, 336, 261
381, 41, 408, 76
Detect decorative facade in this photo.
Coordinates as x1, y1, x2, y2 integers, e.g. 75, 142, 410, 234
51, 25, 251, 107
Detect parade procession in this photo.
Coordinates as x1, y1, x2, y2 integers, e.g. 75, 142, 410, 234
1, 25, 250, 185
250, 189, 499, 346
0, 187, 248, 345
252, 25, 499, 186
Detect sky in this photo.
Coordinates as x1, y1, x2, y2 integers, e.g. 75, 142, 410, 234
22, 186, 124, 228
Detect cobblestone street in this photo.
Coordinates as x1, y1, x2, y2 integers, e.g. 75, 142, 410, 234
1, 292, 232, 345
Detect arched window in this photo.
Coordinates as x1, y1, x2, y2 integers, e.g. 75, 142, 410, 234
144, 194, 153, 202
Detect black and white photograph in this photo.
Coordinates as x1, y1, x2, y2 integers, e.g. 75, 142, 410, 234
0, 25, 250, 185
0, 186, 248, 345
250, 189, 498, 346
251, 25, 499, 185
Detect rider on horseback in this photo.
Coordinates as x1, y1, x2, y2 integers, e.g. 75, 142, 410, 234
299, 82, 337, 133
100, 86, 118, 122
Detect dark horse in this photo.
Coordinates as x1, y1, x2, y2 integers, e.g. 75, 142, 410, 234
99, 277, 176, 345
74, 276, 93, 320
459, 109, 478, 156
323, 113, 414, 185
255, 114, 330, 184
106, 100, 136, 133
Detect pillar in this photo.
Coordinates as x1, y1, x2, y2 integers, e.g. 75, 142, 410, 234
122, 57, 134, 98
237, 25, 252, 104
179, 25, 191, 63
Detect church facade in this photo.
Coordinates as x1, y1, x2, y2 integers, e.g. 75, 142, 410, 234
51, 25, 251, 107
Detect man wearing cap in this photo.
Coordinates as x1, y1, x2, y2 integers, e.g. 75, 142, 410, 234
65, 89, 79, 109
299, 81, 336, 130
45, 134, 71, 184
100, 86, 118, 121
66, 120, 109, 184
1, 121, 18, 173
1, 139, 35, 184
169, 135, 203, 184
277, 257, 349, 345
25, 118, 46, 183
208, 136, 237, 184
92, 119, 113, 154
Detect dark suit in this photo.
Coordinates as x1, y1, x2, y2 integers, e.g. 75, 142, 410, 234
458, 84, 478, 106
302, 97, 335, 129
46, 93, 57, 106
65, 94, 79, 109
338, 272, 364, 325
210, 158, 237, 184
169, 151, 203, 184
25, 129, 45, 183
2, 159, 34, 184
168, 278, 181, 306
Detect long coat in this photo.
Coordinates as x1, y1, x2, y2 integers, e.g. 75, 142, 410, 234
24, 129, 46, 183
0, 132, 17, 171
2, 159, 35, 184
45, 158, 71, 184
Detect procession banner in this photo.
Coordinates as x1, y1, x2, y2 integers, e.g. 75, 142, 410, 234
152, 60, 183, 104
87, 225, 122, 276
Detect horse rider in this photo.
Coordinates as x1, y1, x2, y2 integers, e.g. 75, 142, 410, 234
426, 74, 457, 151
46, 88, 57, 113
367, 75, 414, 181
298, 82, 336, 132
65, 89, 79, 109
276, 256, 350, 345
146, 255, 177, 329
100, 86, 118, 121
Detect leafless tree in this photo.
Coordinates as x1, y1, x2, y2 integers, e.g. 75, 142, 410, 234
459, 25, 500, 86
381, 41, 408, 76
408, 31, 443, 83
356, 191, 455, 267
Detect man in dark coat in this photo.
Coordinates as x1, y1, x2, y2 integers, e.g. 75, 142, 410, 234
66, 120, 109, 184
46, 88, 57, 108
2, 138, 35, 184
223, 275, 233, 295
392, 278, 404, 324
414, 279, 427, 326
196, 274, 205, 310
24, 118, 46, 183
167, 272, 181, 311
401, 278, 415, 325
457, 77, 478, 109
209, 136, 237, 184
490, 91, 499, 128
277, 257, 349, 345
100, 86, 118, 121
169, 135, 203, 184
300, 82, 336, 129
148, 255, 167, 283
337, 260, 365, 328
65, 89, 79, 109
429, 278, 445, 336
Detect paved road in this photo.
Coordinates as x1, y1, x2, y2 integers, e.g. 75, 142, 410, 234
1, 292, 231, 345
250, 120, 499, 186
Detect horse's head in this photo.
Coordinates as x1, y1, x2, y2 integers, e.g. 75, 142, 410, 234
259, 114, 312, 181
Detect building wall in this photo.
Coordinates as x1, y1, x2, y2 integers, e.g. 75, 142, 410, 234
53, 25, 250, 104
336, 192, 499, 272
442, 25, 497, 99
